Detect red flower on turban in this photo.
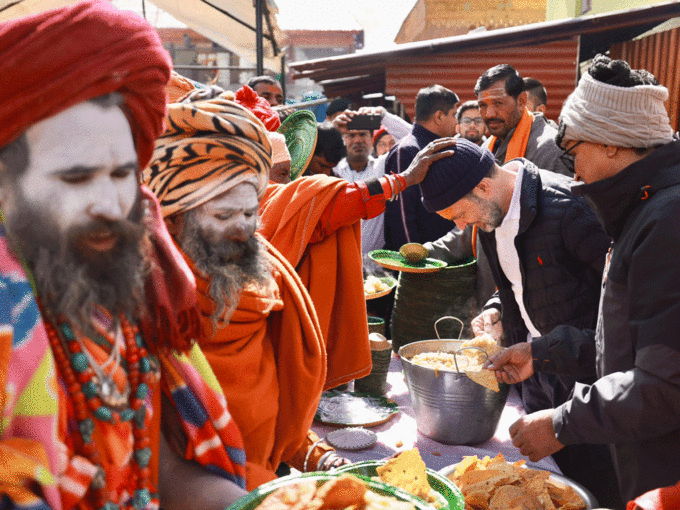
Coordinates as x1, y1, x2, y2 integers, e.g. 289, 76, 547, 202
234, 84, 281, 131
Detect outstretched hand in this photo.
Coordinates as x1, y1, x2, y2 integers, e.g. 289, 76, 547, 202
483, 342, 534, 384
401, 138, 457, 187
509, 409, 565, 462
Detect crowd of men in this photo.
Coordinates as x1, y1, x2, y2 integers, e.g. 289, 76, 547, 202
1, 2, 679, 510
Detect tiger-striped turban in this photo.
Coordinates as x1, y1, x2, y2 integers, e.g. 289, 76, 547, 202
143, 95, 271, 218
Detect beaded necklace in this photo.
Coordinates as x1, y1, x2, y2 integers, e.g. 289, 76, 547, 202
45, 315, 155, 510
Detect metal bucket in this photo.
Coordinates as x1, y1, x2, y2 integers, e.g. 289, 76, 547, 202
398, 317, 510, 445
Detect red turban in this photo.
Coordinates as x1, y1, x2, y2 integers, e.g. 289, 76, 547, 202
0, 0, 171, 169
234, 84, 281, 131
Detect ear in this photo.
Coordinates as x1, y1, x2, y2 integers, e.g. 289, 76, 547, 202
434, 110, 445, 125
472, 177, 494, 199
604, 145, 619, 158
536, 104, 547, 114
517, 91, 528, 109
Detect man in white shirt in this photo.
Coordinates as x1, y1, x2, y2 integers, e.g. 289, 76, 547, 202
419, 138, 620, 507
333, 107, 411, 259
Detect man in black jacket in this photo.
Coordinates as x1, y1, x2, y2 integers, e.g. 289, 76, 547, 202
486, 55, 680, 505
383, 84, 459, 250
419, 138, 620, 507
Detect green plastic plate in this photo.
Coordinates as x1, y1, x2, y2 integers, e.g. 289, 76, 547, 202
336, 460, 465, 510
227, 471, 439, 509
368, 250, 447, 273
365, 275, 398, 300
314, 390, 399, 427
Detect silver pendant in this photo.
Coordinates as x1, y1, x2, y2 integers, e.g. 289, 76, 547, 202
98, 376, 130, 409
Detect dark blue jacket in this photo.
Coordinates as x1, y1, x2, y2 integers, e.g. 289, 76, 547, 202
383, 124, 456, 251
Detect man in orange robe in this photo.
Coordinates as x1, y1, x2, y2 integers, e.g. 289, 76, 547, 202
0, 2, 248, 510
144, 88, 455, 489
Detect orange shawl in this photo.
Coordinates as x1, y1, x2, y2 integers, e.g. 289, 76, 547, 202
484, 108, 534, 161
188, 235, 326, 490
259, 175, 372, 389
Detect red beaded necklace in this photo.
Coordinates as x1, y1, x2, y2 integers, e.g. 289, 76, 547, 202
45, 314, 155, 510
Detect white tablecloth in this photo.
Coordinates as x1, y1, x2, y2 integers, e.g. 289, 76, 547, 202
312, 353, 560, 474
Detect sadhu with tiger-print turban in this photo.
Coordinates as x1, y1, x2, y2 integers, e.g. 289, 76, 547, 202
144, 95, 271, 218
143, 94, 332, 490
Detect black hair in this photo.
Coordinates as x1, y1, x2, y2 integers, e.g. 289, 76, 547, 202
523, 77, 547, 106
325, 98, 352, 118
474, 64, 525, 99
555, 55, 659, 149
314, 122, 346, 165
247, 75, 280, 89
455, 100, 480, 122
587, 54, 659, 87
414, 84, 460, 122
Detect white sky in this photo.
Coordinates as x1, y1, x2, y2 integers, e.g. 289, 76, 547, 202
112, 0, 419, 51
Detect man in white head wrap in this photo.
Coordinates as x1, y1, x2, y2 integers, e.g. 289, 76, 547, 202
484, 54, 680, 504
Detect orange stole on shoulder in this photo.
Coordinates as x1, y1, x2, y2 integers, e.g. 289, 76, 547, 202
483, 108, 534, 161
190, 236, 326, 490
259, 176, 372, 389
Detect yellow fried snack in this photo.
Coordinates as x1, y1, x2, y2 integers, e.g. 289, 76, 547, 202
447, 454, 587, 510
376, 448, 437, 505
256, 474, 417, 510
411, 334, 502, 392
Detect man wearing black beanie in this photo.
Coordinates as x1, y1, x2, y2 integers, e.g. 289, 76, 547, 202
420, 139, 622, 508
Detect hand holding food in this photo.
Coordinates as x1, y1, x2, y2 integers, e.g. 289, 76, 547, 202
484, 342, 534, 384
471, 309, 503, 342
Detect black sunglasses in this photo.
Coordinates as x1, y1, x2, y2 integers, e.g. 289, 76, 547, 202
558, 140, 584, 174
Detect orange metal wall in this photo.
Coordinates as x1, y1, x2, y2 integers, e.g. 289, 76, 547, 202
385, 38, 579, 123
611, 27, 680, 132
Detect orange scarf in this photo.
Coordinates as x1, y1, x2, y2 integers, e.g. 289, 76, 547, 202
259, 176, 372, 389
186, 236, 326, 490
484, 108, 534, 161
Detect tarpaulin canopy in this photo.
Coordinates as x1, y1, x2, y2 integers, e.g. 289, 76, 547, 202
0, 0, 283, 72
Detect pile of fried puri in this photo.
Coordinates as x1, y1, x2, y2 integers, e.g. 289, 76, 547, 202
255, 473, 417, 510
448, 454, 586, 510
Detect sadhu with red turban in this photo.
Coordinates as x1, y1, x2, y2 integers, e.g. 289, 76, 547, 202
0, 2, 248, 509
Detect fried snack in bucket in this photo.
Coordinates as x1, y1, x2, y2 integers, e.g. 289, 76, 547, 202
447, 454, 587, 510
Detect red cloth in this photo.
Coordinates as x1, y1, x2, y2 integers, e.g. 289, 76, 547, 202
234, 85, 281, 132
0, 0, 171, 169
628, 481, 680, 510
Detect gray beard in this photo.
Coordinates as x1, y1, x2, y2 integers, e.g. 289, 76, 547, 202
177, 210, 271, 330
3, 192, 150, 333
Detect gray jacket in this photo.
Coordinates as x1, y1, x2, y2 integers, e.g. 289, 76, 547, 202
538, 140, 680, 501
493, 113, 571, 176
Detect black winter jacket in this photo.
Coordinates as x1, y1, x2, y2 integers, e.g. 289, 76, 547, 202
479, 160, 610, 345
539, 140, 680, 502
479, 160, 611, 412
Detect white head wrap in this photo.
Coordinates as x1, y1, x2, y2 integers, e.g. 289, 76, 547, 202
559, 71, 674, 148
268, 131, 291, 164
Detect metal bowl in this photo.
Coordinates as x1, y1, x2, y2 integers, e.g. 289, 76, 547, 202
398, 338, 510, 445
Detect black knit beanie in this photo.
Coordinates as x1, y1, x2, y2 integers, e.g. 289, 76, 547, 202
419, 138, 495, 212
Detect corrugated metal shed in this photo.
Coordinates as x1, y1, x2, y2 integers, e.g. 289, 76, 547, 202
385, 38, 578, 122
290, 1, 680, 105
611, 26, 680, 131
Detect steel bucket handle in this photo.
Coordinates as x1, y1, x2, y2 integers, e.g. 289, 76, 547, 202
434, 316, 465, 341
452, 346, 489, 373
